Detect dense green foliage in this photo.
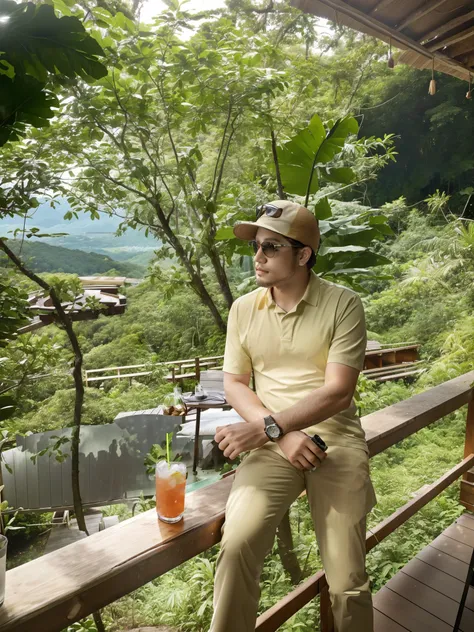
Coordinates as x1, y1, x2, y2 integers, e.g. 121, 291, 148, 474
0, 0, 107, 146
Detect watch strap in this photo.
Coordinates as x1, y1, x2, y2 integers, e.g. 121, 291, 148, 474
264, 415, 283, 441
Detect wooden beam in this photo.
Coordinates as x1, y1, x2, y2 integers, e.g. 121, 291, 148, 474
0, 477, 233, 632
448, 38, 474, 59
428, 25, 474, 52
460, 52, 474, 68
255, 571, 326, 631
366, 454, 474, 550
396, 0, 448, 32
320, 583, 335, 632
369, 0, 397, 17
365, 371, 474, 457
461, 400, 474, 509
419, 9, 474, 45
291, 0, 474, 78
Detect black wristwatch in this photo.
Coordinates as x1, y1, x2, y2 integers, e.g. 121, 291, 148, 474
264, 415, 284, 441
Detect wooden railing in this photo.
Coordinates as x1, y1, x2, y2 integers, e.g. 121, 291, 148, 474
84, 354, 225, 386
1, 371, 472, 632
84, 343, 421, 387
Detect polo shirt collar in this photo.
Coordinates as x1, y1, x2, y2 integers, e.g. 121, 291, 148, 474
265, 271, 321, 310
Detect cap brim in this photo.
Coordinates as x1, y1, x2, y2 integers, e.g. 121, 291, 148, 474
233, 221, 259, 241
233, 221, 290, 243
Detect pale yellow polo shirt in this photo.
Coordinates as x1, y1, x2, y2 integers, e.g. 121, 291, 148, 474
223, 271, 368, 453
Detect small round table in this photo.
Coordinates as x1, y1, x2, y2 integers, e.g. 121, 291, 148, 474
182, 394, 228, 474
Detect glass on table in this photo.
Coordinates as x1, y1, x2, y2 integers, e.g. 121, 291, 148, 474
194, 383, 207, 400
155, 461, 187, 523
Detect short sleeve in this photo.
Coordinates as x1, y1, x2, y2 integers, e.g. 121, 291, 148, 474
327, 293, 367, 371
223, 300, 252, 375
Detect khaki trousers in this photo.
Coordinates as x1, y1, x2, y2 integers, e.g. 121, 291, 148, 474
210, 445, 377, 632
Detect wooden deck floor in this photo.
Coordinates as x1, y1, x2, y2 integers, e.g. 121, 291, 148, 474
43, 510, 103, 555
374, 512, 474, 631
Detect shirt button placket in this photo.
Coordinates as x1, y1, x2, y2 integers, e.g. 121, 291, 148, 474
282, 314, 292, 343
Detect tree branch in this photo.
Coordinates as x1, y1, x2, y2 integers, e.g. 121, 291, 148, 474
210, 101, 233, 201
271, 128, 286, 199
0, 237, 89, 536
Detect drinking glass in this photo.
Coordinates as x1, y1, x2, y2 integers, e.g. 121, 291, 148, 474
155, 461, 187, 523
194, 383, 207, 400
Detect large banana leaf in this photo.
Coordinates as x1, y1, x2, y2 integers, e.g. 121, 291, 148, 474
277, 115, 358, 200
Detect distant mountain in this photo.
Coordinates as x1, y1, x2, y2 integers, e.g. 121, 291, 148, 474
0, 241, 146, 277
0, 198, 158, 260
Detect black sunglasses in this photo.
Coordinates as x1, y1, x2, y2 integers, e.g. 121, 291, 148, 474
250, 240, 300, 258
256, 203, 283, 220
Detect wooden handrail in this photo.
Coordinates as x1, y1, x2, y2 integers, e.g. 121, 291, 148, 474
364, 344, 420, 356
255, 453, 474, 631
84, 355, 225, 375
364, 371, 474, 457
0, 371, 473, 632
83, 343, 418, 379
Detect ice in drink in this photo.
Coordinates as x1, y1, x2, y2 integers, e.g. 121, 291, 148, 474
156, 461, 187, 523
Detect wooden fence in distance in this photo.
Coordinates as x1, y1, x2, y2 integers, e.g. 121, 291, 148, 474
84, 343, 421, 387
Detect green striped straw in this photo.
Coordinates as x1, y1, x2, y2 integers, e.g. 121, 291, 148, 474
166, 432, 172, 465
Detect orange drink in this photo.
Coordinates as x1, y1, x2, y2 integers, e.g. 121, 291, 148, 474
155, 461, 187, 523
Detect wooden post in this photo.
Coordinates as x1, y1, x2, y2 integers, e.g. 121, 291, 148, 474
276, 510, 302, 585
171, 366, 175, 385
195, 357, 200, 383
117, 368, 121, 382
460, 398, 474, 511
193, 408, 201, 475
320, 583, 334, 632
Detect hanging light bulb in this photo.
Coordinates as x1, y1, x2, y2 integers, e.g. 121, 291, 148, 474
429, 57, 436, 95
388, 37, 394, 68
467, 74, 472, 100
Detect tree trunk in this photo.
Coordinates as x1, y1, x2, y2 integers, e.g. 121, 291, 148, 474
276, 510, 302, 585
0, 239, 88, 531
0, 237, 108, 629
153, 203, 228, 333
207, 246, 234, 309
271, 129, 286, 200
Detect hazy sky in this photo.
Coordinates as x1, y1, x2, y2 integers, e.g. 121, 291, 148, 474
140, 0, 226, 22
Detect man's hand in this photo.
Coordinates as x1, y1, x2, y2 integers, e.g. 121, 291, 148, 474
215, 422, 268, 460
277, 431, 328, 471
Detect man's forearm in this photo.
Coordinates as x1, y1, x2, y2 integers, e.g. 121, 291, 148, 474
273, 384, 351, 435
225, 380, 271, 426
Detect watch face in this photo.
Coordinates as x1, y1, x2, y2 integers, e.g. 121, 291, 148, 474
267, 424, 281, 439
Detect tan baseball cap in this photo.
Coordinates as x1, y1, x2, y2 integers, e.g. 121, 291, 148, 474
233, 200, 320, 252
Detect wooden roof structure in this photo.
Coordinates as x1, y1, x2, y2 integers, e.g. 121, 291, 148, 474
292, 0, 474, 82
18, 284, 127, 334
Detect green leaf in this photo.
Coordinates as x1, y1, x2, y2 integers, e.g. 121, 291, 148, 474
320, 166, 355, 185
319, 245, 366, 256
215, 227, 235, 240
278, 115, 358, 197
314, 197, 332, 220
